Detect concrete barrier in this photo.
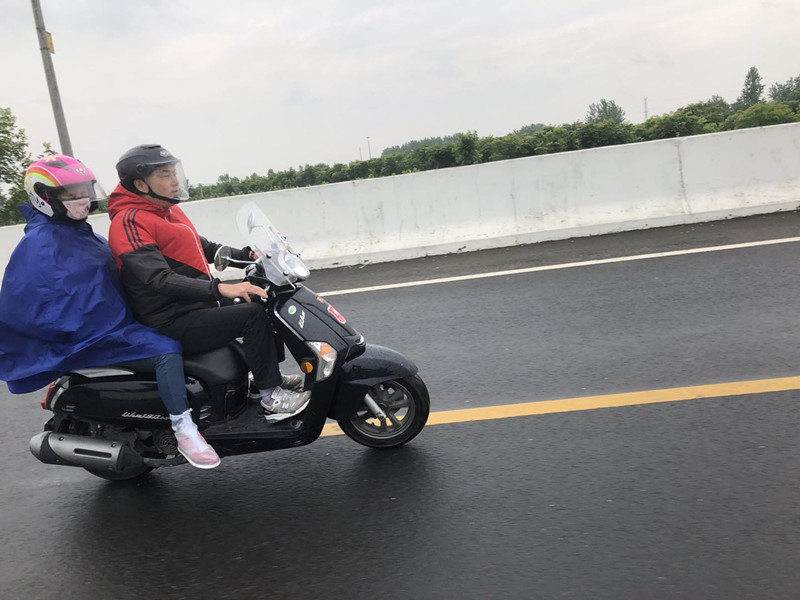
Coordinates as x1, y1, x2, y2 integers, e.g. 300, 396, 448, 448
2, 122, 799, 283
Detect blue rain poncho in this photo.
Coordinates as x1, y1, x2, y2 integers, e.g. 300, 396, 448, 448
0, 205, 180, 394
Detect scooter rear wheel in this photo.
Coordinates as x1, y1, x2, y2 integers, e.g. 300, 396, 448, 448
337, 375, 430, 448
83, 464, 153, 481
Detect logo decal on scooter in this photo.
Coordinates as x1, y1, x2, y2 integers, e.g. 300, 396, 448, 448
288, 305, 297, 315
328, 305, 346, 324
121, 411, 170, 421
299, 310, 306, 329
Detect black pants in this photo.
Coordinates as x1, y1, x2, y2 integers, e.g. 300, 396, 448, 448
160, 303, 281, 390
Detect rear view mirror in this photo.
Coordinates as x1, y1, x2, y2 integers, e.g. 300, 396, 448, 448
214, 246, 232, 271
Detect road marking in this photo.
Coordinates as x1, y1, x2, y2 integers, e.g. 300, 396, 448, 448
320, 376, 800, 437
319, 236, 800, 296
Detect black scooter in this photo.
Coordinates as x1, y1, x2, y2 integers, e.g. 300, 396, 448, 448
29, 202, 430, 481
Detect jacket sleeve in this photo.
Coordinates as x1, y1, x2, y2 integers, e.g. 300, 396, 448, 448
118, 244, 222, 302
200, 236, 251, 263
200, 236, 222, 263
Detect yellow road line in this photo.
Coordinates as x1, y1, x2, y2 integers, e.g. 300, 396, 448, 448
320, 376, 800, 437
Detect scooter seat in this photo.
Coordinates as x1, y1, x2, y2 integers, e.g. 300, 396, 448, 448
183, 344, 249, 386
109, 343, 249, 387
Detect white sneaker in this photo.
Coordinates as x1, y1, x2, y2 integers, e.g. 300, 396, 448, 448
281, 374, 304, 390
249, 374, 304, 400
175, 430, 221, 469
260, 387, 311, 422
170, 409, 221, 469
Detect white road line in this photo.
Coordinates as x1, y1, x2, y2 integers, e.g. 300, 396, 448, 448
319, 236, 800, 297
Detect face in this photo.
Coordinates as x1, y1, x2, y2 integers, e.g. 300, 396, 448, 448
137, 164, 179, 203
56, 183, 93, 221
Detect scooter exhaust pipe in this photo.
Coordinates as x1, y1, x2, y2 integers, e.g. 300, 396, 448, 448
29, 431, 141, 472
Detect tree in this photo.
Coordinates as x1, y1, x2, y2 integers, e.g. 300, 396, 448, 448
381, 133, 463, 156
769, 74, 800, 103
722, 102, 800, 130
733, 66, 764, 111
528, 124, 581, 155
634, 112, 712, 141
476, 135, 523, 162
455, 131, 479, 165
0, 107, 32, 226
378, 154, 406, 177
577, 121, 634, 148
586, 99, 626, 124
678, 96, 733, 128
411, 144, 457, 170
512, 123, 545, 136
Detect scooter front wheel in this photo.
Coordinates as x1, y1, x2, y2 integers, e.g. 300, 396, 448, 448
337, 375, 430, 449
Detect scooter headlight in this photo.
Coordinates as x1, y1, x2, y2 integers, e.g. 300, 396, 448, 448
305, 342, 337, 381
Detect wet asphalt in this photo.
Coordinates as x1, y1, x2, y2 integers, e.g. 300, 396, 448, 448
3, 210, 800, 599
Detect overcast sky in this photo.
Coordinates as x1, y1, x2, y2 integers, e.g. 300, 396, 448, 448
2, 0, 798, 189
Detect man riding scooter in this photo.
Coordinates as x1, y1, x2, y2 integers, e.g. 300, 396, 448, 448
107, 144, 310, 419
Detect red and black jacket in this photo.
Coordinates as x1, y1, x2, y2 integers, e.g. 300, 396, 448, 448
107, 185, 248, 329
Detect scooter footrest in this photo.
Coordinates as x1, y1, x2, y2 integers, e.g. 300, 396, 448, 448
201, 403, 303, 440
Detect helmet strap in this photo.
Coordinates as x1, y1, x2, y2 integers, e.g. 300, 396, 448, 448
138, 183, 181, 205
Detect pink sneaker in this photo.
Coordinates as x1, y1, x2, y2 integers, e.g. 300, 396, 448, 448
175, 430, 221, 469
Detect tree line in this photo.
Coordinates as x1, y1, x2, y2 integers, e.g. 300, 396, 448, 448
1, 67, 799, 225
188, 67, 800, 200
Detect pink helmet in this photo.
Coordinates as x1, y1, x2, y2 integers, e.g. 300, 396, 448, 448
24, 154, 107, 220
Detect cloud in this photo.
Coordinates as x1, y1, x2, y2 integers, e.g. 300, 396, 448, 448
1, 0, 798, 188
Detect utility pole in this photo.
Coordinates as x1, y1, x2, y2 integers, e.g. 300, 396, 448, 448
366, 136, 372, 160
31, 0, 73, 156
643, 97, 649, 121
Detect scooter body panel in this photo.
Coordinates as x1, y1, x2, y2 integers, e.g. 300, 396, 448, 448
275, 285, 359, 342
48, 345, 250, 429
53, 375, 179, 428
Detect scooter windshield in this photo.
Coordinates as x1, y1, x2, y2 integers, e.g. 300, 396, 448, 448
236, 202, 310, 287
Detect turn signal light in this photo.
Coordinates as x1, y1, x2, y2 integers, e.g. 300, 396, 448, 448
306, 341, 338, 381
301, 361, 314, 374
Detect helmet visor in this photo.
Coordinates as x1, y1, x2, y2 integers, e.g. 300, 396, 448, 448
143, 161, 190, 201
55, 181, 108, 203
54, 181, 107, 220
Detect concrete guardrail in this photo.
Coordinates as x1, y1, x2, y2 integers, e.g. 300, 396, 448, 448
1, 122, 798, 285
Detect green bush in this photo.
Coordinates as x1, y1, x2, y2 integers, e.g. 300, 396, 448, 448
634, 112, 714, 141
722, 102, 799, 130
